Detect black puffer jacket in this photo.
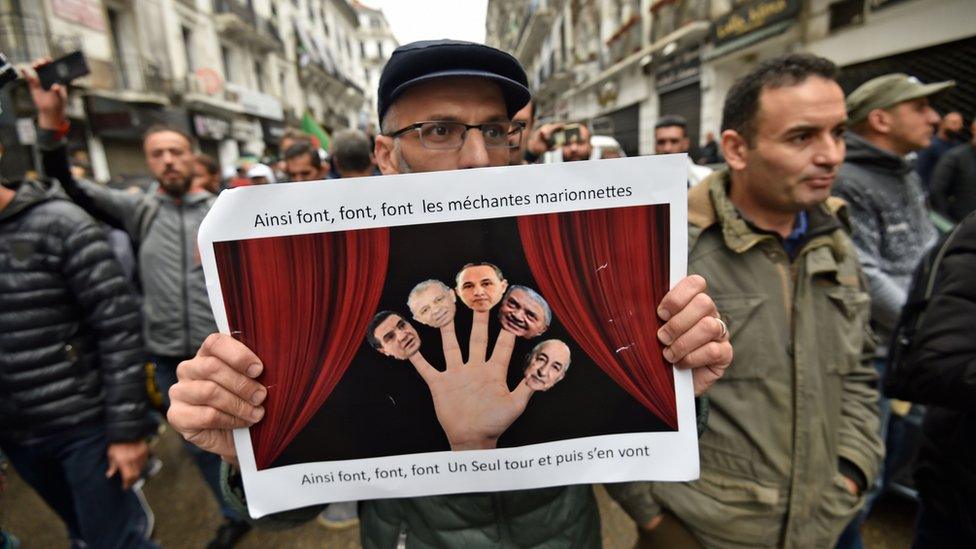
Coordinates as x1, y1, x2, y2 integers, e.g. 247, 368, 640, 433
0, 178, 150, 443
889, 210, 976, 542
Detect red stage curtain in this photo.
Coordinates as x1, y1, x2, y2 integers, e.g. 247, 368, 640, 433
517, 206, 677, 429
214, 228, 389, 469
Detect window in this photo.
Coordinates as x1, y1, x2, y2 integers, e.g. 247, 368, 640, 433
254, 60, 263, 92
829, 0, 865, 32
221, 45, 233, 83
182, 25, 194, 72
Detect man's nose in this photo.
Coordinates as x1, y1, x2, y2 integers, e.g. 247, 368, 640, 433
814, 134, 844, 167
457, 129, 491, 169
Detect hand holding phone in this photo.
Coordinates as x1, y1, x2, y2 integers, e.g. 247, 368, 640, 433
36, 51, 89, 90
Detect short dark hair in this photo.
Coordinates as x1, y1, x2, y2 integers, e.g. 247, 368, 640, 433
721, 53, 838, 146
332, 129, 373, 173
455, 262, 505, 288
194, 153, 219, 175
283, 141, 321, 168
143, 124, 193, 147
655, 115, 687, 133
366, 310, 398, 350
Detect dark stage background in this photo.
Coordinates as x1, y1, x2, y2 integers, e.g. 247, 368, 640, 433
237, 212, 674, 468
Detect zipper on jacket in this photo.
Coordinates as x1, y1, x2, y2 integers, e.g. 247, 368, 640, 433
396, 524, 407, 549
179, 202, 190, 358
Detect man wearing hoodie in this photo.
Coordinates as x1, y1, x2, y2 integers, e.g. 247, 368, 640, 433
832, 73, 949, 546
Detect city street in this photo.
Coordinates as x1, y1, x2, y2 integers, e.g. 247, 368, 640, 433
1, 427, 917, 547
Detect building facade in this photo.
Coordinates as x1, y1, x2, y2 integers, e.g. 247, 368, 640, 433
354, 1, 397, 132
0, 0, 379, 183
486, 0, 976, 159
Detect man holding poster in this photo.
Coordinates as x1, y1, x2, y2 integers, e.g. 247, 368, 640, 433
167, 40, 733, 547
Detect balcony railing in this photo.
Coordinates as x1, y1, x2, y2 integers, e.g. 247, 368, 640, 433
213, 0, 283, 51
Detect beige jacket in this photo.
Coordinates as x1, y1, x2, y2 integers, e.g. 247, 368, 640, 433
611, 171, 883, 548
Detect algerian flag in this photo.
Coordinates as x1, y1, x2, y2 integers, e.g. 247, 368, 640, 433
301, 112, 330, 150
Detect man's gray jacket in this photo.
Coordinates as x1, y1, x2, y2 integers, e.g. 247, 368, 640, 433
833, 132, 937, 347
57, 175, 217, 358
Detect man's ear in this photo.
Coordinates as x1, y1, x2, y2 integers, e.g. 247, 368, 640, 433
866, 108, 892, 135
721, 129, 749, 171
374, 135, 397, 175
500, 279, 509, 293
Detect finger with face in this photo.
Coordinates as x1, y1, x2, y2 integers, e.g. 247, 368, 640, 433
523, 339, 571, 392
455, 262, 508, 312
367, 311, 422, 360
407, 279, 457, 328
498, 285, 551, 338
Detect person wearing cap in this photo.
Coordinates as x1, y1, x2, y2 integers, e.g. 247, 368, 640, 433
832, 73, 947, 547
164, 39, 732, 548
246, 163, 276, 185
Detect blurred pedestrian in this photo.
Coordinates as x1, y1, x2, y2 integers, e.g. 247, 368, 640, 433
246, 162, 276, 185
698, 131, 722, 165
282, 141, 328, 182
653, 115, 712, 186
23, 68, 252, 547
0, 84, 154, 546
930, 117, 976, 223
916, 110, 964, 188
833, 72, 948, 548
883, 210, 976, 548
612, 53, 882, 548
191, 153, 222, 194
560, 122, 592, 162
330, 129, 376, 178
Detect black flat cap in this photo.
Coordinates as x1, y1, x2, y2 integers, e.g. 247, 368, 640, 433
377, 39, 530, 126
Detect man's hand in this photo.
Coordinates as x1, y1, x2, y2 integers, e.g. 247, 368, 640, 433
842, 475, 860, 496
656, 275, 733, 396
106, 440, 149, 490
21, 58, 68, 130
409, 312, 532, 451
167, 333, 268, 465
526, 123, 564, 156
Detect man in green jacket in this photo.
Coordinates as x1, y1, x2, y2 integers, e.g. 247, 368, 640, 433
612, 54, 883, 548
165, 40, 734, 548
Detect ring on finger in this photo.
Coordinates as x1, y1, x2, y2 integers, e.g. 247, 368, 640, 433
715, 317, 728, 339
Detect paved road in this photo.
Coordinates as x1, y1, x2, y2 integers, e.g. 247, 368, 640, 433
0, 427, 914, 547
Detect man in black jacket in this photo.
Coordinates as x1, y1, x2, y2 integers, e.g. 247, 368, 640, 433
887, 210, 976, 547
930, 117, 976, 223
0, 130, 154, 546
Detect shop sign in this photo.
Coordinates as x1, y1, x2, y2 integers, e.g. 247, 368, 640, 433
51, 0, 106, 31
711, 0, 800, 47
226, 83, 284, 121
231, 118, 263, 142
655, 47, 701, 91
193, 114, 230, 140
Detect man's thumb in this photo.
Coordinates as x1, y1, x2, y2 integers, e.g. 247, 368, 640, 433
106, 458, 118, 479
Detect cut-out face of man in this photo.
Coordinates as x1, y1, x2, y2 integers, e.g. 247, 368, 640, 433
498, 286, 550, 338
456, 264, 508, 312
373, 313, 421, 360
524, 339, 570, 391
408, 280, 457, 328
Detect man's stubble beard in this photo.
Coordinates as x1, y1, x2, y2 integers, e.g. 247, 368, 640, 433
394, 140, 413, 174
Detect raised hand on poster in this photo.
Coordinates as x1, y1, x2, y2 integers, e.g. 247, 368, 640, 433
409, 310, 533, 451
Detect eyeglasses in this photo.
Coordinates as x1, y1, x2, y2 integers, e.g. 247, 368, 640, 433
387, 121, 524, 150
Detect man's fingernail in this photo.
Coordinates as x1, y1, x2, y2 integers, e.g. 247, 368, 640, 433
251, 407, 265, 422
663, 347, 674, 362
250, 387, 266, 405
658, 308, 671, 321
658, 328, 672, 345
247, 363, 262, 377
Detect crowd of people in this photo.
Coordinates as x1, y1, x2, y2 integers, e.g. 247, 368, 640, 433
0, 37, 973, 549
